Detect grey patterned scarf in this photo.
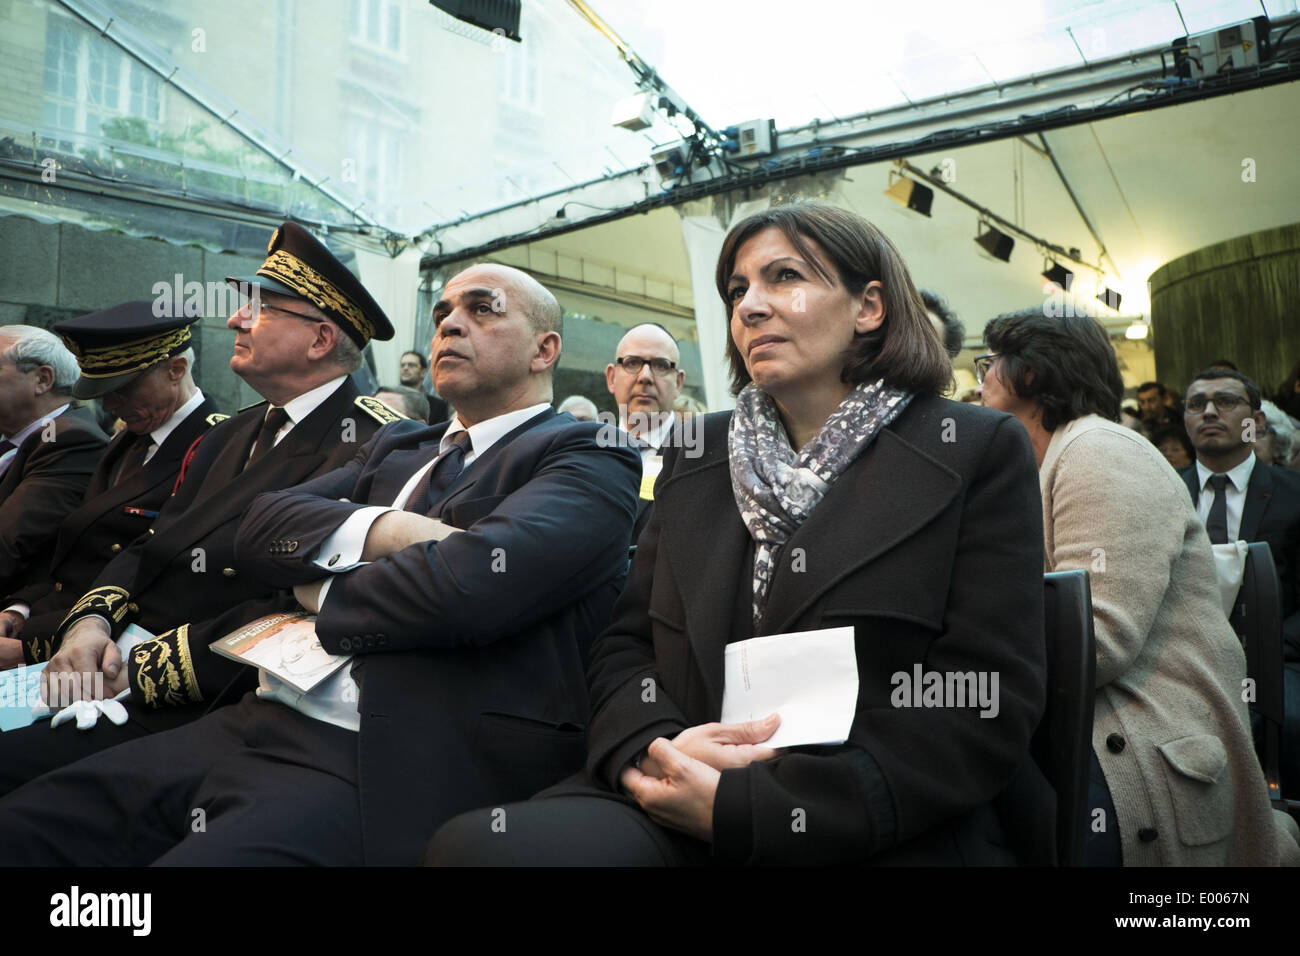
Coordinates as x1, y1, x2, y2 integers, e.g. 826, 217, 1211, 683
728, 379, 912, 630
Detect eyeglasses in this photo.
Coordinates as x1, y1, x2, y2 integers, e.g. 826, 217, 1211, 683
973, 353, 997, 385
1185, 392, 1250, 414
615, 356, 677, 376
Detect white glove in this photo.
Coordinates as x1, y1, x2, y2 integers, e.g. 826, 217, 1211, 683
40, 691, 130, 730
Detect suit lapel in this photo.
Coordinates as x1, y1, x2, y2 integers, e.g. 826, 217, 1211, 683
51, 399, 222, 567
761, 427, 961, 635
1180, 466, 1199, 503
435, 409, 555, 513
138, 382, 355, 586
1240, 460, 1273, 542
83, 429, 132, 501
657, 455, 749, 711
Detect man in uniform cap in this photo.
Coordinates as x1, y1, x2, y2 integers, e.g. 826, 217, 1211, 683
0, 304, 222, 667
0, 221, 403, 798
0, 327, 108, 604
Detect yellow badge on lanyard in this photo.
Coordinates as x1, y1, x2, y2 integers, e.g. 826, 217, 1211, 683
639, 455, 663, 501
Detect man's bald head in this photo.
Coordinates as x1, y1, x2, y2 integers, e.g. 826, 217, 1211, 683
464, 263, 562, 337
605, 322, 685, 436
429, 264, 563, 426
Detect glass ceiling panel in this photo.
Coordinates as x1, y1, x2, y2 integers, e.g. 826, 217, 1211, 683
2, 0, 1295, 244
598, 0, 1297, 129
0, 0, 683, 236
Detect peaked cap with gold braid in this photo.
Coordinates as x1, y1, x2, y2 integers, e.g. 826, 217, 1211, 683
53, 301, 197, 400
225, 222, 394, 348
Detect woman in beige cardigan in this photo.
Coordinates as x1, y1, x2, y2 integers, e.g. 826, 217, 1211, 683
980, 308, 1298, 866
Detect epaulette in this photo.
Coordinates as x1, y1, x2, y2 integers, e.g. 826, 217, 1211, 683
355, 394, 407, 425
205, 412, 230, 426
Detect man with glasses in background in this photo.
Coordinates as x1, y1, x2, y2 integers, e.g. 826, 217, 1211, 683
605, 323, 685, 538
1179, 368, 1300, 800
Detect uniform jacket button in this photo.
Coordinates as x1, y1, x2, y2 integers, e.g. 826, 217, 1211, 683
1138, 827, 1158, 842
222, 568, 237, 578
53, 582, 63, 592
288, 541, 298, 553
1106, 733, 1125, 753
110, 543, 122, 554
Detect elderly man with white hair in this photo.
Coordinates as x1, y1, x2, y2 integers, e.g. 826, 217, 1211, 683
0, 325, 108, 603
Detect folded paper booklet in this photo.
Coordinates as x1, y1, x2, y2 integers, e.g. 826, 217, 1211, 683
210, 612, 350, 694
720, 626, 859, 749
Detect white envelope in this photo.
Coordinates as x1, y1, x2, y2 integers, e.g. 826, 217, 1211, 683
721, 626, 858, 749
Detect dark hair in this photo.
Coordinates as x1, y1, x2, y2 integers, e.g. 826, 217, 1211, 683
1148, 424, 1194, 460
1136, 381, 1165, 398
401, 350, 428, 370
714, 202, 950, 396
982, 309, 1123, 431
1186, 368, 1261, 410
1207, 358, 1238, 371
918, 289, 965, 358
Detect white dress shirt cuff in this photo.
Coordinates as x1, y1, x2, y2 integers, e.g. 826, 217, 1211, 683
313, 505, 393, 573
4, 603, 30, 619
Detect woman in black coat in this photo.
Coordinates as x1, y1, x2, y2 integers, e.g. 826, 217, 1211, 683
430, 203, 1050, 865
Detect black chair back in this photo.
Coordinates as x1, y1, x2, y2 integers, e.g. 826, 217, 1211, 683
1034, 570, 1096, 866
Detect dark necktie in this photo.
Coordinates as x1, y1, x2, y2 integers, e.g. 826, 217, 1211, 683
405, 430, 471, 515
247, 407, 290, 468
1205, 474, 1230, 544
114, 434, 152, 485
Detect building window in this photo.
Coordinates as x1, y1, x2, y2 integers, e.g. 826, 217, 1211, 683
41, 14, 161, 138
346, 115, 402, 209
498, 30, 540, 111
350, 0, 404, 55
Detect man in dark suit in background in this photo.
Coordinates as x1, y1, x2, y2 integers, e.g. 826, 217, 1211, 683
0, 262, 640, 866
0, 221, 400, 798
605, 323, 687, 541
0, 306, 222, 666
399, 348, 450, 423
1180, 368, 1300, 796
0, 326, 108, 604
1180, 369, 1300, 649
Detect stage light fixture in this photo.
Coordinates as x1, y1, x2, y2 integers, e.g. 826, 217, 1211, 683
974, 222, 1014, 262
1096, 286, 1123, 311
429, 0, 520, 41
611, 92, 656, 131
884, 173, 933, 217
1041, 260, 1074, 291
1125, 320, 1149, 340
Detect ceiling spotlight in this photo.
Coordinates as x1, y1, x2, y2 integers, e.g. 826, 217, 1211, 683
429, 0, 520, 40
611, 92, 655, 131
1096, 286, 1122, 311
974, 222, 1014, 262
1125, 320, 1149, 340
1041, 260, 1074, 291
884, 173, 933, 217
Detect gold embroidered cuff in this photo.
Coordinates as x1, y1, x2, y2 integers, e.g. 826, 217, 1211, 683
57, 586, 132, 636
130, 625, 202, 709
24, 635, 53, 664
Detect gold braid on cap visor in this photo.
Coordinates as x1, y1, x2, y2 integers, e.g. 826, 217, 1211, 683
61, 325, 192, 379
259, 250, 375, 343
